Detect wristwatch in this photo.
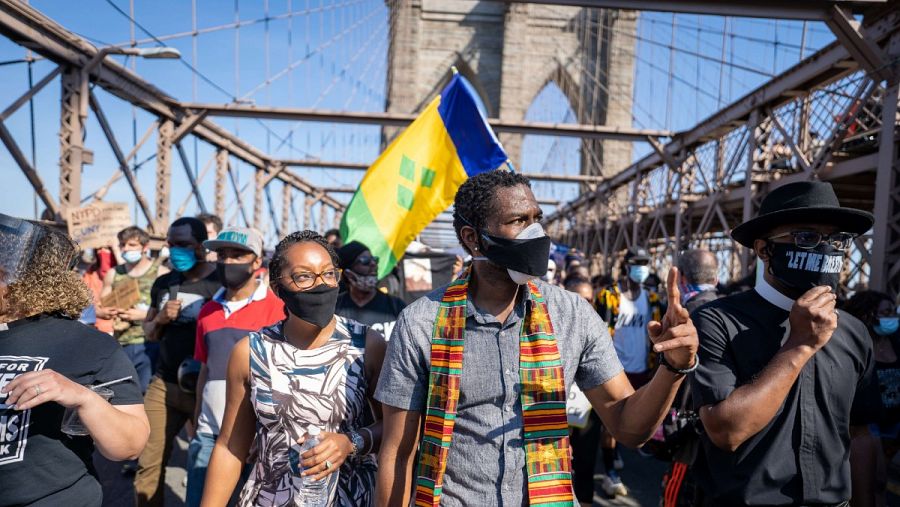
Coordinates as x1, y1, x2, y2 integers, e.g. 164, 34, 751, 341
347, 430, 365, 457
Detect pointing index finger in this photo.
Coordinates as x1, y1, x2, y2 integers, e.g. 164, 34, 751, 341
667, 266, 683, 313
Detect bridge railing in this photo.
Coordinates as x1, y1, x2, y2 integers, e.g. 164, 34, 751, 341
547, 7, 900, 294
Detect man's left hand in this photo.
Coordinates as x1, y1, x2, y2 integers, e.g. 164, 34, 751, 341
647, 267, 698, 370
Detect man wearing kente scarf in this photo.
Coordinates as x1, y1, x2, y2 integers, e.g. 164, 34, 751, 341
375, 170, 699, 506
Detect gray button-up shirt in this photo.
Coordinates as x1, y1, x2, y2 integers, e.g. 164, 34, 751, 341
375, 280, 622, 506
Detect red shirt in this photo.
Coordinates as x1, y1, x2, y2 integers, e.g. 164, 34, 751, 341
194, 286, 285, 380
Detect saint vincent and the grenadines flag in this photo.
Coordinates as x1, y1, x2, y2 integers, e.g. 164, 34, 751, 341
339, 73, 509, 279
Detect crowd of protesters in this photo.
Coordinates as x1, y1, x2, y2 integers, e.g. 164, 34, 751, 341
0, 172, 897, 507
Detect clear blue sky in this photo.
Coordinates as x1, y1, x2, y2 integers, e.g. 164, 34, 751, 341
0, 1, 835, 245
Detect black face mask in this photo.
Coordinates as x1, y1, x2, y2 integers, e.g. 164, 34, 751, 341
766, 241, 844, 297
477, 223, 551, 284
216, 262, 255, 290
276, 283, 339, 328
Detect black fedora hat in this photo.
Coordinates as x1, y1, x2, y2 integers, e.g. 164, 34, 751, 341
730, 181, 873, 247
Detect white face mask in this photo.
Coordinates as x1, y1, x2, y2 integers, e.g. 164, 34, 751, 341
347, 270, 378, 291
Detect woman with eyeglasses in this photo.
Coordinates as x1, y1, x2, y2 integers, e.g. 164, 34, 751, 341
201, 230, 385, 507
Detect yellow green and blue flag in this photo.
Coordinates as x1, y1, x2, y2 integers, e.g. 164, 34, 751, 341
340, 73, 509, 279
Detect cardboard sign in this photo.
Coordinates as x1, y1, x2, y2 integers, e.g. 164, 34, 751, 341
101, 278, 140, 310
67, 202, 131, 249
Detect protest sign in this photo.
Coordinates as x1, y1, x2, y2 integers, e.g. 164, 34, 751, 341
101, 278, 141, 309
67, 202, 131, 249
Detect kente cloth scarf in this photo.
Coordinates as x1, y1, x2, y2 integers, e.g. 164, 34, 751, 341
414, 271, 574, 506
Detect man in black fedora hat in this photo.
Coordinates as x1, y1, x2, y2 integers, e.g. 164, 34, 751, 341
690, 181, 880, 506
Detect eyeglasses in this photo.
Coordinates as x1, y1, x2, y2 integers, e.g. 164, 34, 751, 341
278, 268, 342, 291
354, 254, 379, 266
767, 231, 857, 251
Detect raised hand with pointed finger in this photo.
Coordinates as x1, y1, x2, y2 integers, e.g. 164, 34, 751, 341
647, 266, 698, 371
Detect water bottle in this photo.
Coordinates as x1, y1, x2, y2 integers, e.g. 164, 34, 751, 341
298, 426, 328, 507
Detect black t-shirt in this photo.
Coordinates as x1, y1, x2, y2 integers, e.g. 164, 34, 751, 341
149, 269, 220, 383
0, 314, 143, 506
335, 290, 407, 340
684, 289, 718, 314
690, 289, 880, 506
875, 334, 900, 431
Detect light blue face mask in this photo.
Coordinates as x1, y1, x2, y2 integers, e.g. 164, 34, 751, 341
875, 317, 899, 336
121, 249, 144, 264
628, 264, 650, 284
169, 247, 197, 272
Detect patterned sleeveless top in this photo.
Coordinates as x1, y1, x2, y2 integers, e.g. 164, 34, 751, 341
239, 315, 377, 507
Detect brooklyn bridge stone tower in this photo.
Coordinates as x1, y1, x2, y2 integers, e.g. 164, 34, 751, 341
385, 1, 637, 177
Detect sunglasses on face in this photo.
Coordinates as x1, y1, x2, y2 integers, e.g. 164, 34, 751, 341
767, 231, 857, 251
354, 255, 379, 266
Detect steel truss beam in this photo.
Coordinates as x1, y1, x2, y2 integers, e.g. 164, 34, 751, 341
156, 120, 174, 232
179, 103, 673, 142
316, 186, 560, 206
0, 65, 60, 121
284, 158, 604, 184
548, 8, 900, 225
870, 34, 900, 294
0, 120, 58, 218
497, 0, 885, 21
88, 92, 155, 230
58, 67, 83, 214
549, 6, 900, 287
253, 169, 265, 230
175, 152, 216, 220
89, 120, 158, 202
281, 184, 291, 239
175, 142, 208, 214
0, 0, 344, 219
214, 149, 228, 219
826, 5, 893, 81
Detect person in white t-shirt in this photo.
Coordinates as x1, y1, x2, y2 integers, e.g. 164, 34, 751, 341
593, 247, 664, 497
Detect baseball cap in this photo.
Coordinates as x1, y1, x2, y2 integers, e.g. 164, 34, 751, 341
624, 247, 651, 264
203, 227, 263, 257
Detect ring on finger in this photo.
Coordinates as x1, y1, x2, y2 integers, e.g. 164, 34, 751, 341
324, 460, 333, 470
33, 385, 42, 396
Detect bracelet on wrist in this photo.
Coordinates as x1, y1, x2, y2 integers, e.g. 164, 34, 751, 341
658, 353, 699, 375
347, 430, 364, 457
